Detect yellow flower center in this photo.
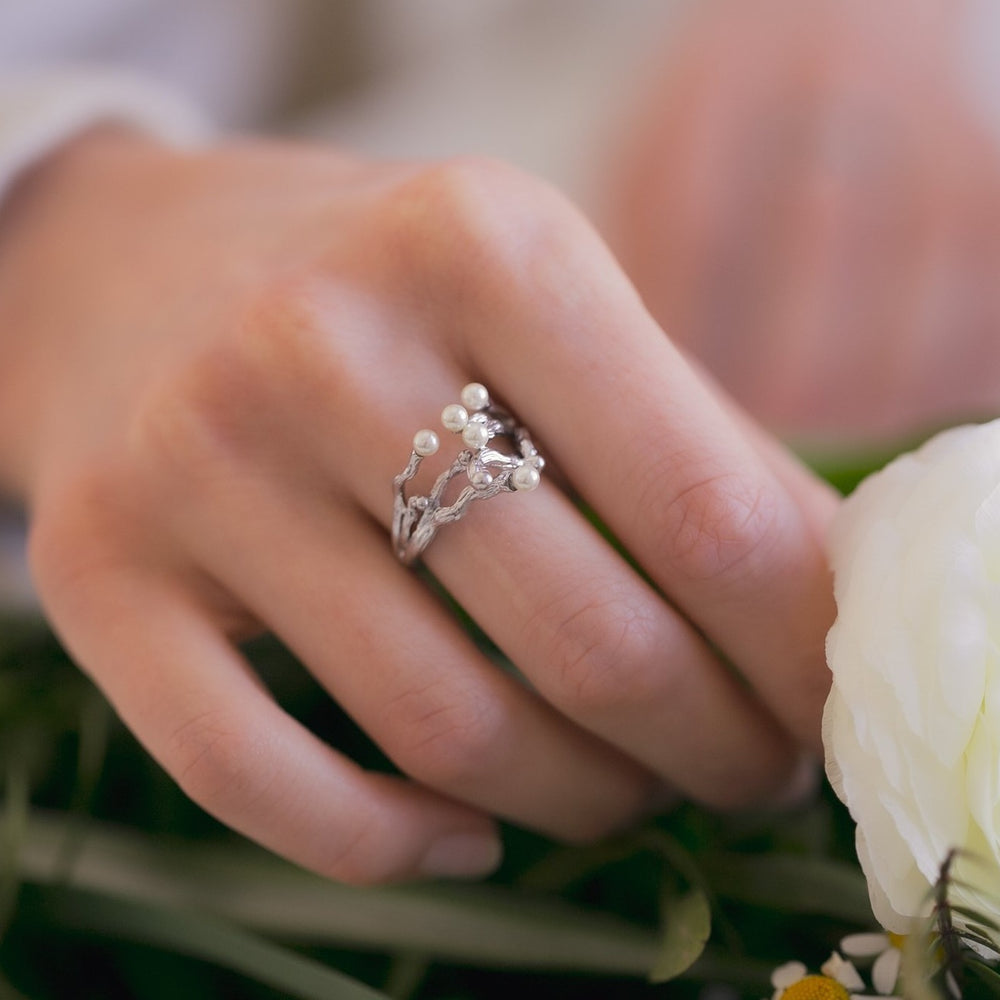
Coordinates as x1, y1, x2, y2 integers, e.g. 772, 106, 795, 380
887, 932, 906, 950
781, 975, 851, 1000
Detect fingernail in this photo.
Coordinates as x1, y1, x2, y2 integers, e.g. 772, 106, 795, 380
644, 781, 680, 817
768, 753, 820, 811
419, 832, 503, 879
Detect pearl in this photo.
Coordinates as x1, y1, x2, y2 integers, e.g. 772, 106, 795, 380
462, 420, 490, 449
469, 468, 493, 489
512, 464, 541, 492
412, 429, 439, 457
441, 403, 469, 433
460, 382, 490, 412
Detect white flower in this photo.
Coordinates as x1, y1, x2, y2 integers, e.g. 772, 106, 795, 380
771, 960, 810, 999
820, 953, 865, 991
823, 420, 1000, 943
770, 958, 852, 1000
839, 932, 902, 996
767, 936, 905, 1000
769, 953, 873, 1000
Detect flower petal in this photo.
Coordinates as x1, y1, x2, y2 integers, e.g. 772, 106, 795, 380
820, 953, 865, 991
839, 933, 891, 958
872, 947, 901, 995
771, 961, 808, 990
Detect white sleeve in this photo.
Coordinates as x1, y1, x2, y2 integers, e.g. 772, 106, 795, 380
0, 67, 213, 206
0, 68, 213, 611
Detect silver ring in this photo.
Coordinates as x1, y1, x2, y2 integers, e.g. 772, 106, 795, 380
392, 382, 544, 565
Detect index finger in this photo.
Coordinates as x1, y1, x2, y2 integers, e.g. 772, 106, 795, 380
455, 169, 835, 749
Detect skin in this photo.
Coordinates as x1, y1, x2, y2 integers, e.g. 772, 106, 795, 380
0, 131, 836, 883
602, 0, 1000, 444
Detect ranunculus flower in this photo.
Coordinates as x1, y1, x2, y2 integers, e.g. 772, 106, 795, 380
824, 419, 1000, 941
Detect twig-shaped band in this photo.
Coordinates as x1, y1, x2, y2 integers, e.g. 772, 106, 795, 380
392, 382, 544, 565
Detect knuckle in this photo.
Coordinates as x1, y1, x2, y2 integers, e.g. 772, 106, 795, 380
530, 583, 665, 717
130, 276, 329, 483
27, 474, 131, 605
168, 709, 277, 819
651, 462, 784, 586
379, 156, 570, 298
27, 489, 94, 592
130, 374, 231, 491
322, 811, 394, 886
130, 351, 250, 488
392, 156, 521, 230
230, 273, 338, 396
381, 677, 508, 791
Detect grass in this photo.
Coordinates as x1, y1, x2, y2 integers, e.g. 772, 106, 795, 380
0, 615, 883, 1000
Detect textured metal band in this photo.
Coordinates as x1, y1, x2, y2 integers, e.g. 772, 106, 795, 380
392, 383, 544, 565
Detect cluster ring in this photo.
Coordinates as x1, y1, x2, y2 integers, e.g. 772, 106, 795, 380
392, 382, 544, 565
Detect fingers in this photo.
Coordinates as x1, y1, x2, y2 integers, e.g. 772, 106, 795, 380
601, 2, 814, 398
30, 542, 504, 884
181, 288, 808, 812
169, 159, 832, 776
190, 359, 809, 812
444, 196, 834, 751
329, 394, 801, 807
681, 351, 839, 535
146, 458, 658, 842
889, 132, 1000, 428
414, 481, 801, 809
32, 154, 837, 864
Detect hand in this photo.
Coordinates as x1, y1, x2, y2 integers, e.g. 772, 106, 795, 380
603, 0, 1000, 442
0, 130, 835, 883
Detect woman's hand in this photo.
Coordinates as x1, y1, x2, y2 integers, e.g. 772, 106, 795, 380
0, 130, 835, 883
603, 0, 1000, 443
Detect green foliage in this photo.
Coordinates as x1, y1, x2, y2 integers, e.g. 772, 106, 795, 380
967, 961, 1000, 999
697, 852, 871, 923
0, 603, 992, 999
798, 421, 954, 497
650, 889, 711, 983
26, 884, 393, 1000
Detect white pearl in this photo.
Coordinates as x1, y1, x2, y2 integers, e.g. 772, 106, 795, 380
460, 382, 490, 412
526, 453, 545, 471
462, 421, 490, 449
512, 464, 540, 491
441, 403, 469, 433
468, 468, 493, 489
412, 429, 439, 457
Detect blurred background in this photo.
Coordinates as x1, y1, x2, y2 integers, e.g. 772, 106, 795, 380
3, 2, 1000, 996
6, 0, 1000, 449
6, 0, 1000, 606
0, 0, 681, 201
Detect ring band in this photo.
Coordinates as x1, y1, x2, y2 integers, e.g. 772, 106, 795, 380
392, 382, 544, 565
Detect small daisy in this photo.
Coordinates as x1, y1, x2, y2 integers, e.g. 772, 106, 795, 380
839, 932, 904, 996
770, 955, 863, 1000
820, 953, 865, 992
